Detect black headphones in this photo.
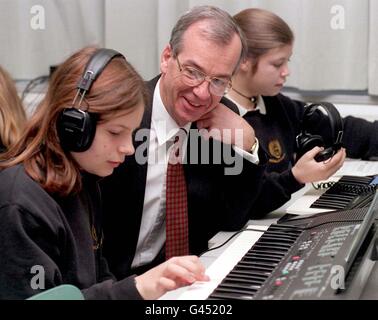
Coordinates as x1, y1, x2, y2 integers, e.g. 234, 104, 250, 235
296, 102, 343, 162
57, 48, 125, 152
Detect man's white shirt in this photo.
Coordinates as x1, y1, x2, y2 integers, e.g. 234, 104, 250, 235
132, 80, 259, 268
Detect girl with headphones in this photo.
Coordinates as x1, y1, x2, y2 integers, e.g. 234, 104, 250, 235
221, 8, 368, 215
0, 46, 208, 300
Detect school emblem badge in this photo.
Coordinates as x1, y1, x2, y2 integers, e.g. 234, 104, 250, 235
268, 139, 285, 163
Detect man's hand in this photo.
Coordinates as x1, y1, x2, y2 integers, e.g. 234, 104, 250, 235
196, 103, 256, 152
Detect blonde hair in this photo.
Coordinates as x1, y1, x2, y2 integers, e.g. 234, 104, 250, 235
0, 66, 26, 150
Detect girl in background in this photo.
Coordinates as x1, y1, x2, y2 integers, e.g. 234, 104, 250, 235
0, 66, 26, 152
224, 8, 353, 215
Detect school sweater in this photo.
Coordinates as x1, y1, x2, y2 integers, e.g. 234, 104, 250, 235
224, 93, 378, 216
0, 164, 142, 300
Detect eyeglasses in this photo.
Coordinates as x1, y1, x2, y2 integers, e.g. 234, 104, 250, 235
176, 56, 232, 96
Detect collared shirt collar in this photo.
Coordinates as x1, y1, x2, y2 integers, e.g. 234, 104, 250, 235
152, 78, 191, 146
225, 94, 267, 117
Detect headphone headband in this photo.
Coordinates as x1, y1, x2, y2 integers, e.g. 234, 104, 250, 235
57, 48, 126, 152
77, 48, 124, 92
304, 102, 343, 144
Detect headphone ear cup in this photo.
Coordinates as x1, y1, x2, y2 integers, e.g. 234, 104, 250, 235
57, 108, 97, 152
314, 146, 335, 162
296, 133, 324, 160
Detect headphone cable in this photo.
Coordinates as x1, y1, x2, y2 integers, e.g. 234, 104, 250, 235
311, 181, 337, 190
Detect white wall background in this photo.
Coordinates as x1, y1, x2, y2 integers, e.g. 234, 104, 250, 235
104, 0, 378, 96
2, 0, 378, 115
0, 0, 104, 79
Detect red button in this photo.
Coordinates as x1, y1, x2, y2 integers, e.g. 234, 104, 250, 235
275, 280, 283, 286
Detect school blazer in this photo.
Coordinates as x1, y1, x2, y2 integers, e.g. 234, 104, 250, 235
100, 76, 267, 279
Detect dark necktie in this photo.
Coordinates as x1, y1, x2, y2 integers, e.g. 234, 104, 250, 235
165, 129, 189, 260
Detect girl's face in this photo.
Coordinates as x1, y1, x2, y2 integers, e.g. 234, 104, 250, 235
248, 44, 293, 96
71, 101, 144, 177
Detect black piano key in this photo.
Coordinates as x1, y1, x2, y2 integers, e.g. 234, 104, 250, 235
267, 229, 303, 236
218, 282, 261, 292
259, 235, 297, 243
209, 292, 254, 300
246, 250, 285, 258
270, 224, 302, 231
231, 268, 271, 277
313, 201, 349, 208
234, 264, 275, 273
243, 254, 282, 263
267, 226, 302, 232
311, 200, 349, 209
259, 234, 298, 242
316, 197, 354, 205
253, 244, 291, 252
254, 240, 292, 248
312, 201, 346, 208
340, 176, 372, 183
237, 260, 277, 269
242, 253, 280, 261
249, 248, 287, 258
318, 194, 355, 200
229, 269, 268, 278
227, 273, 267, 282
215, 285, 258, 295
312, 202, 348, 210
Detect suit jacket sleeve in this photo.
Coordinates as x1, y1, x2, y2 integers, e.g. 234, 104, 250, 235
218, 150, 268, 229
201, 97, 269, 230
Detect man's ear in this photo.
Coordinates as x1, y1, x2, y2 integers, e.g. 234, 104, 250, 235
160, 45, 173, 74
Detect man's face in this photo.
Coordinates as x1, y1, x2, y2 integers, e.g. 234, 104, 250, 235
159, 21, 242, 126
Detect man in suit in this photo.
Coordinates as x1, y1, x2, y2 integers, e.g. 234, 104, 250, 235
100, 5, 267, 279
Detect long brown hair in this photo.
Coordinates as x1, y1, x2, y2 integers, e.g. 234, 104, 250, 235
0, 46, 147, 196
233, 8, 294, 73
0, 66, 27, 150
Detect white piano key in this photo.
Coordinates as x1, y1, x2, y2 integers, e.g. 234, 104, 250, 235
169, 225, 268, 300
